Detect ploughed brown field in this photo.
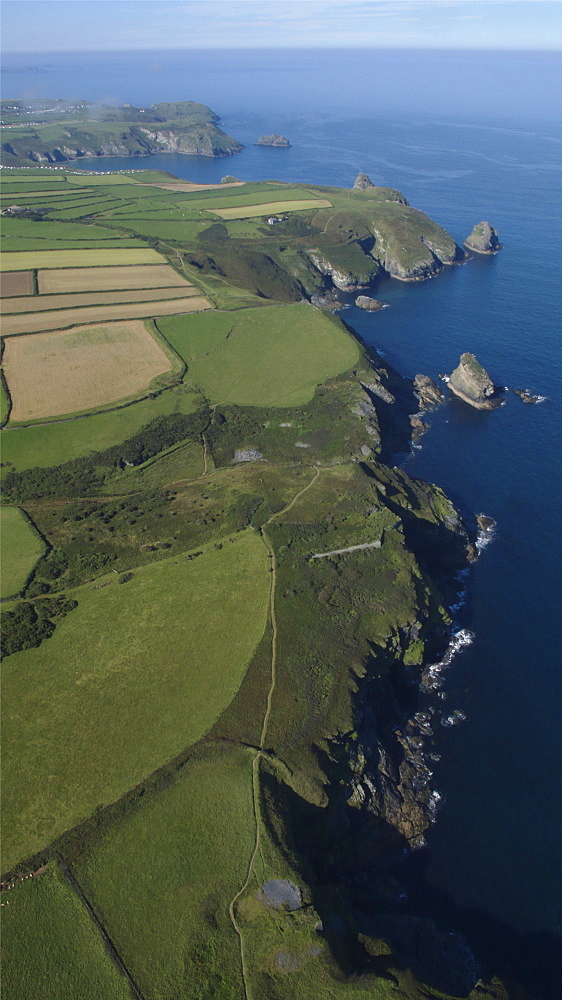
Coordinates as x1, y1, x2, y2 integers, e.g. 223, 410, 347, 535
0, 271, 34, 297
1, 297, 212, 336
3, 320, 174, 422
1, 286, 200, 314
38, 264, 192, 294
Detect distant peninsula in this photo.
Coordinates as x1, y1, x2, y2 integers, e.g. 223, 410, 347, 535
0, 99, 244, 166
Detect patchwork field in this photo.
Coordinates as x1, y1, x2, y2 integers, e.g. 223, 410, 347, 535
1, 270, 34, 297
0, 385, 202, 471
38, 263, 190, 294
3, 320, 175, 422
209, 198, 332, 219
1, 863, 135, 1000
162, 303, 360, 407
1, 531, 269, 869
2, 296, 211, 336
0, 248, 163, 271
1, 286, 199, 314
0, 506, 47, 598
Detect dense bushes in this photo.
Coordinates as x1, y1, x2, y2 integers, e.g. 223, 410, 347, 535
1, 596, 78, 659
2, 409, 210, 501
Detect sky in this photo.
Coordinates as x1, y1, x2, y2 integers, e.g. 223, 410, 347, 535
1, 0, 562, 53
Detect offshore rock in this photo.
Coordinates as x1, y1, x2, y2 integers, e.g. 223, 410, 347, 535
448, 353, 500, 410
513, 388, 543, 404
413, 374, 445, 410
256, 134, 291, 147
464, 221, 502, 254
354, 172, 375, 190
356, 295, 385, 312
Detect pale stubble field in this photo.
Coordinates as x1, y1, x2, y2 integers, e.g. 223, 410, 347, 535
3, 320, 174, 421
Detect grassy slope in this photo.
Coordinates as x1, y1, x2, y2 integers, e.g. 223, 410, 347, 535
1, 530, 269, 869
0, 506, 46, 598
0, 386, 202, 471
172, 304, 360, 407
74, 743, 254, 1000
1, 863, 135, 1000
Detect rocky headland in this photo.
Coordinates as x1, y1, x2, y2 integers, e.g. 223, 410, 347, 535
447, 353, 501, 409
464, 221, 502, 254
0, 99, 244, 165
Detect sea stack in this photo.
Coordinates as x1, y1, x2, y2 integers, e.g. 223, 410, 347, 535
448, 353, 499, 409
353, 172, 375, 190
256, 134, 291, 147
464, 221, 502, 254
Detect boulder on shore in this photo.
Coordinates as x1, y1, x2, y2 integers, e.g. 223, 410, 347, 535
448, 353, 500, 410
354, 172, 375, 190
256, 134, 291, 147
413, 374, 444, 410
356, 295, 385, 312
464, 221, 501, 254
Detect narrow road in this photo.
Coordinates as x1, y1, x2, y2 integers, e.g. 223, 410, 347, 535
228, 467, 321, 1000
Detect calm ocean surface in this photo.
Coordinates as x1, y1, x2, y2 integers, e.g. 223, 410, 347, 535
4, 48, 561, 987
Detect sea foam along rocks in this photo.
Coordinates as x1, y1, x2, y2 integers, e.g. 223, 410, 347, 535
448, 353, 501, 409
464, 221, 502, 254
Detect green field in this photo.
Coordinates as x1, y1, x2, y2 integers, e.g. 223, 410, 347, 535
0, 506, 46, 598
0, 217, 145, 242
158, 311, 235, 359
1, 530, 269, 869
0, 248, 163, 271
0, 387, 202, 471
1, 863, 135, 1000
74, 743, 254, 1000
1, 372, 11, 425
164, 304, 360, 407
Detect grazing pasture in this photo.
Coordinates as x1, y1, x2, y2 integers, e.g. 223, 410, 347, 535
1, 530, 269, 869
3, 320, 174, 422
209, 198, 332, 219
0, 506, 46, 598
1, 295, 211, 335
0, 385, 203, 471
182, 304, 360, 407
1, 286, 198, 314
38, 263, 190, 294
1, 270, 34, 297
1, 248, 162, 271
74, 743, 253, 1000
1, 863, 135, 1000
0, 217, 144, 243
159, 311, 234, 359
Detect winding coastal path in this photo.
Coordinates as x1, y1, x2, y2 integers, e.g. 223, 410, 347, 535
228, 466, 321, 1000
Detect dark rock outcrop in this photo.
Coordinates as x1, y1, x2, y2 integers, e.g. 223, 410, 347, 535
513, 388, 543, 404
413, 374, 445, 410
448, 353, 500, 410
464, 221, 502, 254
256, 134, 291, 147
356, 295, 385, 312
354, 172, 375, 190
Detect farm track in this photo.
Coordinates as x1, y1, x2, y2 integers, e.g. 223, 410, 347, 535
227, 466, 321, 1000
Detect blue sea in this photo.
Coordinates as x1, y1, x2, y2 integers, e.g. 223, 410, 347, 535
3, 47, 561, 993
